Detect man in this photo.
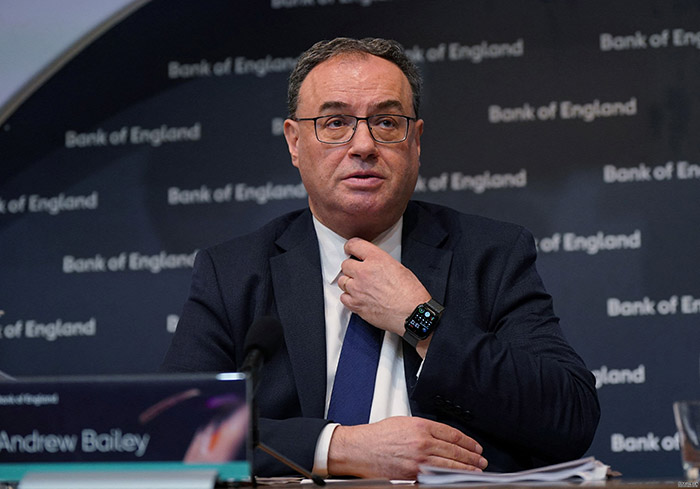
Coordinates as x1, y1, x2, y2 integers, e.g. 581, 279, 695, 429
162, 37, 600, 479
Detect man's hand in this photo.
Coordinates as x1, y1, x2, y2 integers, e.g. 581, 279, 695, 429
338, 238, 431, 337
327, 416, 487, 479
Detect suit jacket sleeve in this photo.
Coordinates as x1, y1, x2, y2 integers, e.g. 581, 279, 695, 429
407, 217, 599, 471
161, 244, 330, 476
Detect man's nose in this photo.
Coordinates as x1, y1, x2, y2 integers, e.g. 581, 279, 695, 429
349, 120, 378, 157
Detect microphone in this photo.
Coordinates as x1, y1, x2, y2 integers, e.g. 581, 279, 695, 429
241, 316, 284, 375
242, 317, 325, 486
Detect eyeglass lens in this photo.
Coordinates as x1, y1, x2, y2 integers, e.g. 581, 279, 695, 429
315, 115, 408, 143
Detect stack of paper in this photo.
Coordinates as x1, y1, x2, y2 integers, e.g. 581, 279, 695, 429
418, 456, 609, 484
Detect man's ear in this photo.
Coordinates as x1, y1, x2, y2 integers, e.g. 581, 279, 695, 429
413, 118, 424, 159
283, 119, 300, 168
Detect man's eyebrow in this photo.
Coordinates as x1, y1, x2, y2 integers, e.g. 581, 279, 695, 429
316, 100, 406, 114
374, 100, 404, 112
319, 101, 349, 112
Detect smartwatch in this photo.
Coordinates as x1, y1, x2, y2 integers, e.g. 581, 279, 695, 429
403, 298, 444, 347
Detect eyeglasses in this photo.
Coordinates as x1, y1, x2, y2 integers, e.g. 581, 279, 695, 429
294, 114, 417, 144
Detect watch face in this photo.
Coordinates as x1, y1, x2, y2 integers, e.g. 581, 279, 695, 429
406, 306, 436, 339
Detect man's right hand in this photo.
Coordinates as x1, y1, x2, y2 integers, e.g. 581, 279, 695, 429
326, 416, 488, 479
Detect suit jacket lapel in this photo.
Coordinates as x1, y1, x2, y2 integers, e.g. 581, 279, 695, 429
401, 202, 453, 388
270, 210, 327, 418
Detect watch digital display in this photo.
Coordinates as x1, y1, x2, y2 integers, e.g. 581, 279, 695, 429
406, 305, 437, 339
404, 299, 444, 347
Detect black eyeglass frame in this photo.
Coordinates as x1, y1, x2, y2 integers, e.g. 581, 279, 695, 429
293, 114, 418, 144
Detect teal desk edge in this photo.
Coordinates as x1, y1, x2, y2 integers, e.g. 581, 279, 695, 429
0, 461, 250, 482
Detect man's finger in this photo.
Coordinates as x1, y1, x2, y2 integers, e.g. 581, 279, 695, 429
423, 455, 485, 472
338, 275, 353, 293
429, 422, 483, 454
429, 440, 488, 469
340, 258, 359, 279
344, 237, 377, 260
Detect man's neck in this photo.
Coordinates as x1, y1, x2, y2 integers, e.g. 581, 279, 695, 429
311, 209, 406, 242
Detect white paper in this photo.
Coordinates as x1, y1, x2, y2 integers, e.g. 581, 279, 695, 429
417, 456, 609, 484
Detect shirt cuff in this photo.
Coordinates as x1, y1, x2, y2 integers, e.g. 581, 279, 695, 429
312, 422, 339, 477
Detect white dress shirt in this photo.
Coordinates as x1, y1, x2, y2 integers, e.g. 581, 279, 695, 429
311, 216, 412, 475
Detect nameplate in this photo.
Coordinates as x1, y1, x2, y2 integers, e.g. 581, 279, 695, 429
0, 373, 249, 482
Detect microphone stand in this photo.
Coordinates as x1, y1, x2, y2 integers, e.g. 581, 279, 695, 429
257, 442, 325, 486
246, 361, 325, 487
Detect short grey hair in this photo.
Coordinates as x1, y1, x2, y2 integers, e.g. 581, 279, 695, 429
287, 37, 422, 118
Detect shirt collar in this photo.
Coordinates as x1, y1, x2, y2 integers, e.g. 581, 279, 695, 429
312, 216, 403, 285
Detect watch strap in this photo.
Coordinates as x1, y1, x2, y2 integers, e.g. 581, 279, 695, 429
425, 298, 445, 316
402, 329, 420, 348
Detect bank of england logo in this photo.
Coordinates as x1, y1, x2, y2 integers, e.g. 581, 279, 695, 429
592, 364, 645, 389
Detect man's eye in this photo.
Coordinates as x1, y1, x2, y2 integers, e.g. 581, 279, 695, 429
373, 116, 399, 129
323, 116, 351, 129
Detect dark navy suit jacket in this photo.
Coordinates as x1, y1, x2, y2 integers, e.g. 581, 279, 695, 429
161, 201, 600, 475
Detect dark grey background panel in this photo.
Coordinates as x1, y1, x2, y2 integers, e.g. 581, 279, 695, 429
1, 0, 698, 478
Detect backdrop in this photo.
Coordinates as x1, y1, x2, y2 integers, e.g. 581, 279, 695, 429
1, 0, 699, 478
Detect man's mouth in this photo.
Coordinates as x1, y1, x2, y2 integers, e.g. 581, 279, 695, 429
346, 172, 383, 180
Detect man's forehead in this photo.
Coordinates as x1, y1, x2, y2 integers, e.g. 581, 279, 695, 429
298, 54, 412, 113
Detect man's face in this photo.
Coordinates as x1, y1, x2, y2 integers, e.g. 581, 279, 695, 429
284, 54, 423, 240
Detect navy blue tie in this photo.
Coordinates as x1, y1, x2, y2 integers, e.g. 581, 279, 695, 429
327, 313, 383, 425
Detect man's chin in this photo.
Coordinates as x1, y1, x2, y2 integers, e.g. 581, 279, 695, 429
311, 194, 405, 229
